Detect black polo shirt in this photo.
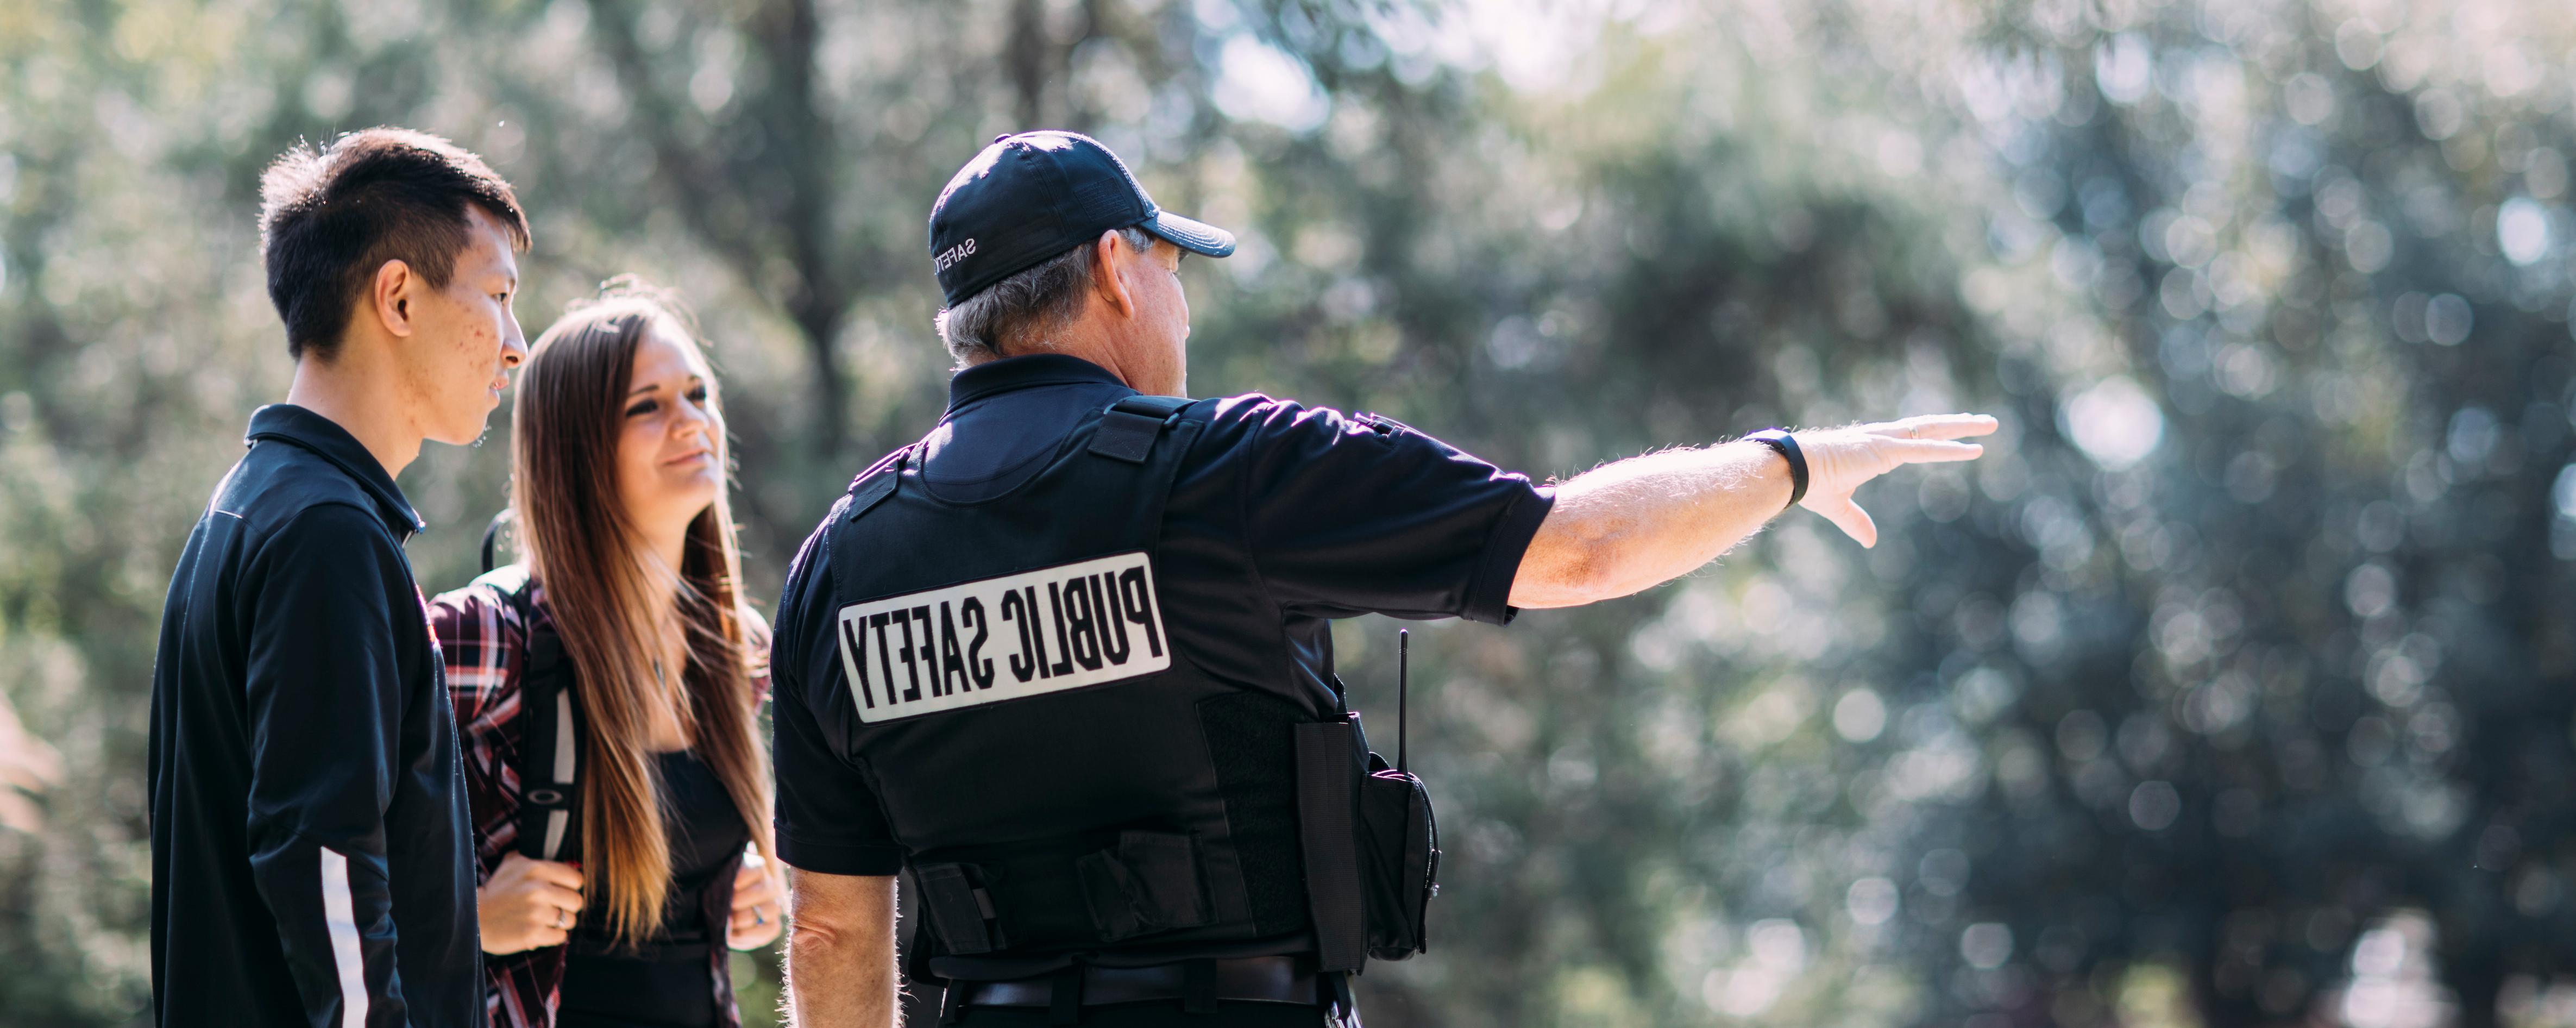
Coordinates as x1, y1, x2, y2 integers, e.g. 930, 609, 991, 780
770, 354, 1554, 875
148, 404, 480, 1027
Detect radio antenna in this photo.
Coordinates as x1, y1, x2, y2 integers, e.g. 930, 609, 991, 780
1397, 629, 1410, 775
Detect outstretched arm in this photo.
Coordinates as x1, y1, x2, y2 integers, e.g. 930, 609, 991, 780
1509, 415, 1996, 609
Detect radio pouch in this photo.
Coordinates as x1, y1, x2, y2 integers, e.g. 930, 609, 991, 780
1358, 753, 1437, 961
1295, 713, 1441, 972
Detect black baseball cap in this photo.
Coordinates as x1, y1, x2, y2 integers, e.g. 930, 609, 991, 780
928, 131, 1236, 307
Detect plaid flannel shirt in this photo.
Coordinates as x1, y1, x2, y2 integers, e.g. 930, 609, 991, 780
430, 574, 769, 1028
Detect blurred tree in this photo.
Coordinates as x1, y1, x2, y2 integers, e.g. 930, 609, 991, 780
7, 1, 2576, 1027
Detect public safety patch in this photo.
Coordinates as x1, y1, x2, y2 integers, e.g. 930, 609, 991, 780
836, 551, 1170, 723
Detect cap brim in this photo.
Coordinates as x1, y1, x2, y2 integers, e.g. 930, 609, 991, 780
1142, 211, 1237, 258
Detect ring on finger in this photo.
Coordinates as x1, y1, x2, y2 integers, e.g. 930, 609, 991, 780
554, 907, 570, 930
753, 906, 768, 927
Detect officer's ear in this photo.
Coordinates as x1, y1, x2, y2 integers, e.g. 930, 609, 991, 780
1092, 230, 1143, 320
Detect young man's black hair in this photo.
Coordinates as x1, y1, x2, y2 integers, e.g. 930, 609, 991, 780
149, 126, 531, 1027
259, 127, 532, 360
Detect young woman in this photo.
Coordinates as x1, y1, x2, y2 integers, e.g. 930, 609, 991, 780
431, 278, 783, 1028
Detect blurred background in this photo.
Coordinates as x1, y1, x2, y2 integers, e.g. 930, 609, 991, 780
5, 0, 2576, 1025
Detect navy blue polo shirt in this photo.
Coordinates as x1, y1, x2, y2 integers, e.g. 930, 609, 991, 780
770, 354, 1554, 875
148, 404, 480, 1026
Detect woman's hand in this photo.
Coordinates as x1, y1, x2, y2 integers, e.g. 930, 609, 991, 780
479, 853, 586, 955
727, 850, 786, 950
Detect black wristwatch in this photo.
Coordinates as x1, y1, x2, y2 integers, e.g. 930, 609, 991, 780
1744, 429, 1807, 510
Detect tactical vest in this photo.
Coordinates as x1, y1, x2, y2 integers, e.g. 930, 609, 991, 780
820, 396, 1435, 984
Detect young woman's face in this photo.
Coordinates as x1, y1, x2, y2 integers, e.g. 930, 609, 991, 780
616, 318, 724, 539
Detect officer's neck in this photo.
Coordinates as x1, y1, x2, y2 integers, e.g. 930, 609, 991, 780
984, 327, 1179, 397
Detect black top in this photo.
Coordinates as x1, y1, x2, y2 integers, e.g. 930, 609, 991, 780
769, 354, 1553, 876
148, 404, 481, 1027
557, 749, 749, 1028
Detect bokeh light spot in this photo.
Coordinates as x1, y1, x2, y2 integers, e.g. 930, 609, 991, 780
2060, 376, 2165, 469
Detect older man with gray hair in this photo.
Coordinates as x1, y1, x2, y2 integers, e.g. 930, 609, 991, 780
767, 130, 1996, 1027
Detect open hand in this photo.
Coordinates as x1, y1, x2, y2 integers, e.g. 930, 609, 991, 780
727, 849, 784, 950
1793, 414, 1997, 547
478, 852, 585, 955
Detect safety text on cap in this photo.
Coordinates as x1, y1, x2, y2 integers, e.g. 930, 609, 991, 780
835, 550, 1169, 723
932, 238, 977, 273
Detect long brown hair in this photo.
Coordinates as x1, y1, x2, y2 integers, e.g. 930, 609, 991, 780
511, 277, 774, 946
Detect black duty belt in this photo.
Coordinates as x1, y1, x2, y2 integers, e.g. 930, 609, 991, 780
953, 956, 1319, 1017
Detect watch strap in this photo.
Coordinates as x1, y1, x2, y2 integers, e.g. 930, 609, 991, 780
1745, 430, 1807, 510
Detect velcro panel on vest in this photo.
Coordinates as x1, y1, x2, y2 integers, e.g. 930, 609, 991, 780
1088, 396, 1193, 463
1197, 693, 1311, 936
916, 863, 1000, 955
1076, 831, 1213, 942
1295, 720, 1367, 972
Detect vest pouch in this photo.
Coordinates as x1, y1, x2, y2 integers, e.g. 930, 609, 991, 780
1295, 719, 1367, 971
916, 830, 1218, 956
1358, 754, 1438, 961
1076, 831, 1215, 942
916, 862, 1004, 955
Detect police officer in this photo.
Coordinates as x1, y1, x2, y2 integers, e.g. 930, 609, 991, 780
769, 131, 1996, 1027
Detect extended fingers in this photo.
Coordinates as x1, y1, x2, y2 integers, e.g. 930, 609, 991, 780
1882, 438, 1985, 463
1869, 414, 2001, 441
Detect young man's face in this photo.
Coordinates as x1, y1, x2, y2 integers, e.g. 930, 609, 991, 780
400, 205, 527, 445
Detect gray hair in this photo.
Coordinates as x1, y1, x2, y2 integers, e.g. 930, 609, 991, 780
936, 226, 1159, 365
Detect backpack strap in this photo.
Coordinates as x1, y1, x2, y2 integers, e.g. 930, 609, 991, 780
479, 509, 513, 574
1087, 395, 1196, 463
501, 577, 582, 862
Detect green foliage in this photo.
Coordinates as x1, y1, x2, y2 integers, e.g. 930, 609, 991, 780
6, 1, 2576, 1026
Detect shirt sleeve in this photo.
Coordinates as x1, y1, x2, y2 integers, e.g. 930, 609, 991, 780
770, 525, 906, 876
426, 584, 523, 884
428, 584, 520, 737
1224, 400, 1555, 625
238, 504, 419, 1025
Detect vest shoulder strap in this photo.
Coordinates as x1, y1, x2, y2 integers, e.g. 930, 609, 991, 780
1088, 395, 1197, 464
499, 577, 582, 861
845, 443, 916, 524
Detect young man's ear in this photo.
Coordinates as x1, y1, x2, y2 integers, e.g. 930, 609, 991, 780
368, 259, 418, 339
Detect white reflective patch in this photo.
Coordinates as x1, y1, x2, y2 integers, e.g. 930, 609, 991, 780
838, 551, 1170, 724
542, 689, 575, 859
318, 847, 369, 1028
550, 689, 576, 782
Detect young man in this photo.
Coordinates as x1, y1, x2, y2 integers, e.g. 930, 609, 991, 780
148, 128, 531, 1027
